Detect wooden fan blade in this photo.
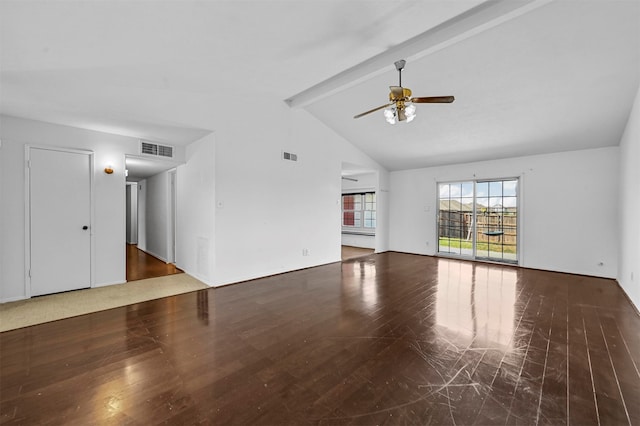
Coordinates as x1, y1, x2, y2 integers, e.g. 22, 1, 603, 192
353, 102, 393, 119
410, 96, 455, 103
398, 108, 407, 121
389, 86, 404, 99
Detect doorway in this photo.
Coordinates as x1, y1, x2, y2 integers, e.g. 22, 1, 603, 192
26, 146, 93, 296
341, 163, 377, 260
125, 156, 181, 281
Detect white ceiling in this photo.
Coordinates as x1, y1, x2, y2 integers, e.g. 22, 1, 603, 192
1, 1, 639, 171
125, 156, 180, 182
306, 0, 640, 170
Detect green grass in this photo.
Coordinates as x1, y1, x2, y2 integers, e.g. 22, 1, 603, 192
438, 237, 517, 254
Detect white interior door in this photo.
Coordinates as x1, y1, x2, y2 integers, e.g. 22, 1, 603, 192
29, 147, 92, 296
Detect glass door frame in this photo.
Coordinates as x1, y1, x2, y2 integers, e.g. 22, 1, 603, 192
436, 177, 520, 265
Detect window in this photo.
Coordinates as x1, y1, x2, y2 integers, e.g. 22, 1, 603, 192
437, 179, 518, 264
342, 192, 376, 233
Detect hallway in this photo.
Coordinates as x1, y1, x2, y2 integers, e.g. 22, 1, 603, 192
126, 244, 182, 281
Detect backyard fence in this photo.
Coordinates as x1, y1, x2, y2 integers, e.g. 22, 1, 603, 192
438, 211, 517, 244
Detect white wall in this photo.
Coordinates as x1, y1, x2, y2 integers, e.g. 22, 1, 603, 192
137, 180, 147, 252
130, 183, 138, 244
0, 110, 386, 297
618, 86, 640, 309
341, 234, 376, 249
143, 171, 170, 262
342, 172, 377, 192
176, 133, 216, 285
125, 183, 138, 244
212, 99, 388, 286
376, 171, 390, 253
0, 135, 24, 302
389, 147, 619, 279
0, 115, 185, 301
126, 185, 132, 243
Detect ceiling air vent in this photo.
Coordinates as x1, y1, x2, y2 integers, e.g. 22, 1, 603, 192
282, 151, 298, 162
140, 140, 174, 158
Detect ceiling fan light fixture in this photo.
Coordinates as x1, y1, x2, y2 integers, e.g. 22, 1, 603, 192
353, 59, 454, 124
383, 103, 416, 125
384, 106, 397, 124
405, 103, 416, 122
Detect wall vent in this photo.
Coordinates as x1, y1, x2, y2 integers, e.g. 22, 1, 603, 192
282, 151, 298, 162
140, 140, 174, 158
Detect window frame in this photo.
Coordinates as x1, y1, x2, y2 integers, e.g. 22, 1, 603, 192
341, 191, 376, 235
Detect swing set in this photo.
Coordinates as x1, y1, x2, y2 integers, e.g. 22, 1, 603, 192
466, 211, 504, 241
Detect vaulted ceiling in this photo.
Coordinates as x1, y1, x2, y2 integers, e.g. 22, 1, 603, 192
1, 1, 638, 172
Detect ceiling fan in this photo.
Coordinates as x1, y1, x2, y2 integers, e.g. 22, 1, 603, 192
353, 59, 454, 124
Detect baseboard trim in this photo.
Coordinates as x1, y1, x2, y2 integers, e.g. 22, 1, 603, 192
0, 295, 28, 304
211, 258, 342, 288
138, 247, 169, 264
176, 267, 212, 287
614, 280, 640, 317
93, 280, 126, 288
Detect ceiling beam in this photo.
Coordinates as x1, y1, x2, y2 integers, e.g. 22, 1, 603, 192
284, 0, 554, 108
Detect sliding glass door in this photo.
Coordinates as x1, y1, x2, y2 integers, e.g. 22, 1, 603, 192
438, 181, 474, 257
438, 179, 518, 264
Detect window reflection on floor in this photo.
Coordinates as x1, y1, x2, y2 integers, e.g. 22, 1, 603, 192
341, 259, 378, 313
436, 258, 517, 348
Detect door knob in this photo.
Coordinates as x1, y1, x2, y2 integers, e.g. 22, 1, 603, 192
82, 226, 89, 230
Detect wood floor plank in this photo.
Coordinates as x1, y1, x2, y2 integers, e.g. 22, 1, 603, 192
582, 305, 629, 424
598, 314, 640, 424
538, 295, 569, 424
567, 304, 600, 425
1, 252, 639, 425
126, 244, 182, 282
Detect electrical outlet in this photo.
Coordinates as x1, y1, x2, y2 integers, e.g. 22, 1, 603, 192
302, 248, 310, 256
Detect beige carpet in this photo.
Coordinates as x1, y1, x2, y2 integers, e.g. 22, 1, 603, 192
0, 274, 209, 332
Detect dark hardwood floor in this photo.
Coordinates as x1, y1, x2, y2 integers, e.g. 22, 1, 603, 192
126, 244, 183, 282
341, 245, 375, 261
1, 252, 639, 425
